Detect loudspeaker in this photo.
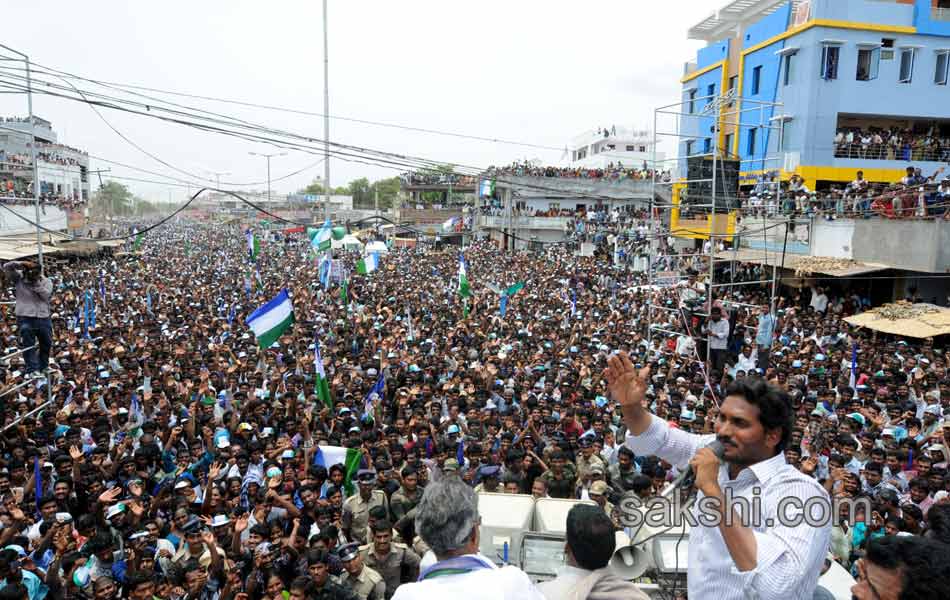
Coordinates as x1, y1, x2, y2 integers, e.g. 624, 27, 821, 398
609, 543, 651, 580
684, 156, 739, 213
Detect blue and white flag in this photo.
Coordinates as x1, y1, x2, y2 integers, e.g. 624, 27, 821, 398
363, 373, 385, 417
319, 254, 332, 290
500, 294, 508, 317
849, 342, 858, 389
570, 289, 577, 317
130, 393, 143, 422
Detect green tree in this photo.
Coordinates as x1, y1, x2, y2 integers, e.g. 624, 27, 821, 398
302, 182, 349, 196
95, 181, 134, 216
347, 177, 371, 207
371, 177, 401, 208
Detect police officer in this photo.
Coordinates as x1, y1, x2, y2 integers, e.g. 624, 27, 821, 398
575, 435, 606, 483
359, 519, 421, 600
338, 542, 385, 600
607, 446, 640, 503
304, 548, 360, 600
473, 465, 501, 494
389, 467, 421, 527
343, 469, 389, 545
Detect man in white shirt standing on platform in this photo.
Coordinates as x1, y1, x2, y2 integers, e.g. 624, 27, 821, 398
704, 306, 730, 375
604, 353, 832, 600
392, 478, 543, 600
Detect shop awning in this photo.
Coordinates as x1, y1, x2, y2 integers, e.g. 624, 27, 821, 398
714, 249, 889, 277
844, 302, 950, 338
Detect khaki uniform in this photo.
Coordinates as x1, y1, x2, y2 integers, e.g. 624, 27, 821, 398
359, 542, 421, 600
389, 486, 420, 524
343, 489, 389, 544
473, 482, 502, 494
576, 452, 606, 482
340, 565, 385, 600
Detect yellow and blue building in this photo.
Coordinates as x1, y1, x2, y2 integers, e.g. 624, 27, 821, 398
680, 0, 950, 190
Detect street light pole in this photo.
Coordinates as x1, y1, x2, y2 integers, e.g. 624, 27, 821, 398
248, 152, 285, 205
323, 0, 331, 221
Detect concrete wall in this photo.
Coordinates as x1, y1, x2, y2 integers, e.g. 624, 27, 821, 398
851, 218, 949, 271
810, 219, 856, 258
0, 204, 67, 236
494, 175, 654, 200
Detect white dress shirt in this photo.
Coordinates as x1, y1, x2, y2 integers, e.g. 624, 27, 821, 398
625, 415, 831, 600
391, 553, 544, 600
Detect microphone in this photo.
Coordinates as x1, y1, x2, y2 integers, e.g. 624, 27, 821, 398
660, 440, 726, 497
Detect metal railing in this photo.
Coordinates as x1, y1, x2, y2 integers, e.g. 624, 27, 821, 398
833, 142, 950, 162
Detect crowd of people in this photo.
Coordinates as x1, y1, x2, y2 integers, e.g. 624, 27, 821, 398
741, 167, 950, 219
0, 220, 944, 599
485, 161, 670, 184
834, 127, 950, 163
399, 173, 478, 187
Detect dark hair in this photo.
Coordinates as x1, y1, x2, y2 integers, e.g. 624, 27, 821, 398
724, 379, 793, 452
925, 504, 950, 545
371, 519, 393, 534
865, 461, 884, 474
631, 475, 653, 495
306, 549, 329, 566
289, 576, 314, 595
565, 504, 615, 571
865, 536, 950, 600
0, 584, 27, 600
126, 571, 153, 593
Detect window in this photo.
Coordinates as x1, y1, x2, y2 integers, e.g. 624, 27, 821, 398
783, 53, 795, 86
821, 45, 840, 80
685, 140, 694, 156
751, 66, 762, 94
703, 138, 712, 154
936, 51, 949, 85
780, 120, 791, 151
856, 47, 880, 81
729, 75, 738, 92
688, 89, 697, 113
707, 83, 716, 103
899, 48, 915, 83
724, 133, 734, 154
639, 145, 646, 152
625, 145, 637, 152
747, 128, 757, 155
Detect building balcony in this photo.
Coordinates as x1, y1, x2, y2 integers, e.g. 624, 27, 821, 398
477, 215, 571, 231
810, 217, 950, 273
0, 203, 67, 236
493, 174, 656, 200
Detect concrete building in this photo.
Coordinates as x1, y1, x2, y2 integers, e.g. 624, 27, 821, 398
0, 116, 90, 202
569, 127, 665, 170
680, 0, 950, 189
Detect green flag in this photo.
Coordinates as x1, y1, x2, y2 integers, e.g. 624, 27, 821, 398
341, 280, 348, 304
505, 282, 525, 297
133, 233, 144, 252
342, 448, 363, 496
314, 340, 332, 410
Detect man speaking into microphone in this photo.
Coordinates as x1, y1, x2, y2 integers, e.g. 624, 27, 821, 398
605, 352, 830, 600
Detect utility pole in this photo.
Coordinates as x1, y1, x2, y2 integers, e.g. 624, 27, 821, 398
323, 0, 331, 221
374, 186, 379, 217
248, 153, 285, 204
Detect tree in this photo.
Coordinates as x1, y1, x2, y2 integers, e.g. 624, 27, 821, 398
94, 181, 134, 216
301, 182, 349, 196
370, 177, 401, 209
347, 177, 371, 207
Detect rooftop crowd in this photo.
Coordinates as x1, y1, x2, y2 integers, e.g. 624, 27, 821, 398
741, 166, 950, 219
485, 161, 671, 183
0, 220, 945, 600
834, 126, 950, 163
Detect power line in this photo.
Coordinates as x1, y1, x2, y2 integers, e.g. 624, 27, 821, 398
1, 61, 569, 153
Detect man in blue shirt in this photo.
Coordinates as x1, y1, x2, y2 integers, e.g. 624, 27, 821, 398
755, 305, 778, 371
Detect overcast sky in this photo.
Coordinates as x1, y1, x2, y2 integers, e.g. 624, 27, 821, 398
0, 0, 711, 203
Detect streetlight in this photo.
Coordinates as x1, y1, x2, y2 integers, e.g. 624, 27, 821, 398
248, 152, 286, 203
203, 169, 231, 190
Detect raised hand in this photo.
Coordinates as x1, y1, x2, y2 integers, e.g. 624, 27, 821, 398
603, 352, 650, 415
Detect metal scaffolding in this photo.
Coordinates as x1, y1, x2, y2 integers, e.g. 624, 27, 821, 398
648, 90, 787, 370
